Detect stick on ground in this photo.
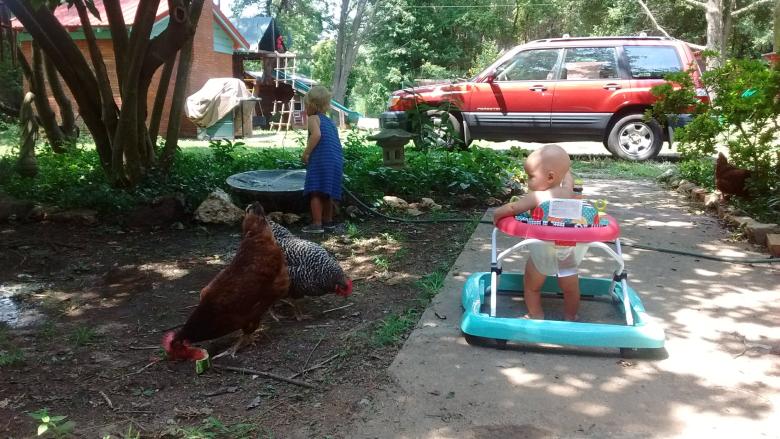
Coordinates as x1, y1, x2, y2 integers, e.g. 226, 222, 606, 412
212, 364, 317, 389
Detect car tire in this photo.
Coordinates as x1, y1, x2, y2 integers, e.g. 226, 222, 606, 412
607, 114, 663, 161
412, 109, 468, 151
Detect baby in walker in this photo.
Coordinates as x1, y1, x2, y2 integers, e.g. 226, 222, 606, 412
493, 144, 585, 321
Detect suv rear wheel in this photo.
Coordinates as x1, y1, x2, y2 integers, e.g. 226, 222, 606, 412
412, 109, 468, 151
607, 114, 663, 161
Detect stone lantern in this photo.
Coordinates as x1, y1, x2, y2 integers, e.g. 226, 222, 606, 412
367, 123, 413, 168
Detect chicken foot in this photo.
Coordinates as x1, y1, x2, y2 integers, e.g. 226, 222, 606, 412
212, 332, 257, 360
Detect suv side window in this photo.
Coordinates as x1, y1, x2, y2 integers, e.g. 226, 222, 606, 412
495, 49, 560, 81
561, 47, 619, 80
624, 46, 682, 79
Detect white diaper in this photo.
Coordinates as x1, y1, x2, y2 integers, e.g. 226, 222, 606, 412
528, 242, 589, 277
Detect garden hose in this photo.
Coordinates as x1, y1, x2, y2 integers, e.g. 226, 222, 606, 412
342, 185, 778, 264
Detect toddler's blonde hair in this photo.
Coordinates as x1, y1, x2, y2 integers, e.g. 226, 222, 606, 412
305, 86, 332, 114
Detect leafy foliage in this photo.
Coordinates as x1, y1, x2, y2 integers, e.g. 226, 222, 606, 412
649, 58, 780, 196
28, 409, 75, 438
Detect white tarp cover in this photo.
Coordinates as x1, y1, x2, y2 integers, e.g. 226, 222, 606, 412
185, 78, 252, 128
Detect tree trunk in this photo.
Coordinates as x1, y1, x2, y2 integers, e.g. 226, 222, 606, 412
31, 42, 67, 152
43, 55, 77, 138
149, 57, 176, 142
775, 0, 780, 53
706, 0, 724, 66
332, 0, 374, 105
160, 37, 195, 168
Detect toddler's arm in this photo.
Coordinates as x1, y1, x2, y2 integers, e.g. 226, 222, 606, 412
492, 192, 542, 225
302, 115, 321, 164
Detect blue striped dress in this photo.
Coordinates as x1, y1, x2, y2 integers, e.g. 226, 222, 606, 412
304, 113, 344, 201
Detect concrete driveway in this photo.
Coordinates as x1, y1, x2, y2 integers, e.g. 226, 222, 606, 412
346, 179, 779, 439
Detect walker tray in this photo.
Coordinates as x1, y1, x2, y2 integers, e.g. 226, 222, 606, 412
460, 272, 665, 350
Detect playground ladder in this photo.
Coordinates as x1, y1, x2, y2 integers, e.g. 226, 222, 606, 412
269, 52, 297, 132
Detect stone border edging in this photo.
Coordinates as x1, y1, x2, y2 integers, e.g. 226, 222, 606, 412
656, 172, 780, 257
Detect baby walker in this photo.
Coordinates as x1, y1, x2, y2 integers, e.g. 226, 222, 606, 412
460, 199, 666, 356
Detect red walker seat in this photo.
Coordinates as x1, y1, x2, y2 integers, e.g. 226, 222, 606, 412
496, 214, 621, 243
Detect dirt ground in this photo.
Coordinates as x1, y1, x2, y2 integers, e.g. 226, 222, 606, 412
0, 214, 478, 438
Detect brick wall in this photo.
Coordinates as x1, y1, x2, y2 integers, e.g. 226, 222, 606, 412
20, 5, 239, 140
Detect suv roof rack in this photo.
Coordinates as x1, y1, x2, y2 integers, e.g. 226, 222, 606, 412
531, 36, 674, 43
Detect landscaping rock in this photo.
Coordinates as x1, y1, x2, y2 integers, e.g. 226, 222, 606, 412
345, 205, 361, 218
677, 181, 696, 194
704, 193, 720, 209
194, 189, 244, 225
383, 196, 409, 209
485, 197, 503, 207
455, 194, 479, 208
0, 194, 40, 223
691, 188, 707, 203
656, 168, 678, 183
281, 213, 301, 225
744, 222, 780, 246
406, 208, 424, 217
268, 211, 285, 223
725, 215, 753, 229
767, 234, 780, 257
127, 194, 187, 228
47, 209, 98, 225
420, 198, 442, 210
669, 178, 682, 189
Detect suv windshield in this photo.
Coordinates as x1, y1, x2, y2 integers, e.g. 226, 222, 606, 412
624, 45, 682, 79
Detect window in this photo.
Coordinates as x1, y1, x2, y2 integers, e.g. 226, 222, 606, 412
624, 46, 682, 79
495, 49, 560, 81
561, 47, 619, 80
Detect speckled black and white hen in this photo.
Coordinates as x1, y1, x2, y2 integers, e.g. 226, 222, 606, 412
270, 221, 352, 318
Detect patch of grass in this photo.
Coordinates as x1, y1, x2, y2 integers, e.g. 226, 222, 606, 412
0, 347, 24, 366
571, 157, 673, 180
371, 310, 419, 347
173, 416, 268, 439
69, 326, 98, 346
345, 222, 361, 239
373, 255, 390, 271
416, 269, 447, 302
37, 321, 57, 340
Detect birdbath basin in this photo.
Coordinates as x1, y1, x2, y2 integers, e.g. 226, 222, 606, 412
226, 169, 308, 212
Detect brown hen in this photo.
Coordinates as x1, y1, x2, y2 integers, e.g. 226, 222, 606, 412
715, 153, 752, 199
163, 202, 289, 360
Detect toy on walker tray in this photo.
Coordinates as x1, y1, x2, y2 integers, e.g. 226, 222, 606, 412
460, 198, 666, 357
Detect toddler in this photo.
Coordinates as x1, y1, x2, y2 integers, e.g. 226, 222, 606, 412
301, 86, 344, 234
493, 144, 585, 321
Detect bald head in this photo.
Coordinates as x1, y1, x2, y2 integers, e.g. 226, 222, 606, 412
524, 144, 572, 190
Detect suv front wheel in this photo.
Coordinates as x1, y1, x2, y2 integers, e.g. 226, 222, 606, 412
412, 109, 468, 151
606, 114, 663, 161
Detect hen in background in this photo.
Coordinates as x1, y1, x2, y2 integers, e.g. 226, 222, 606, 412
270, 221, 352, 320
715, 152, 752, 199
163, 202, 289, 361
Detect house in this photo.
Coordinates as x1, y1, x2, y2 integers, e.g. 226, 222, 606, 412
12, 0, 249, 137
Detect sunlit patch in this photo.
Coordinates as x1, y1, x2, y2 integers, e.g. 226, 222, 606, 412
548, 384, 580, 397
499, 368, 544, 386
138, 263, 190, 280
693, 268, 719, 277
571, 401, 610, 417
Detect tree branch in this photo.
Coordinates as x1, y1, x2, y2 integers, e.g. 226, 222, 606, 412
636, 0, 672, 38
731, 0, 772, 17
103, 0, 129, 87
636, 0, 707, 50
680, 0, 707, 8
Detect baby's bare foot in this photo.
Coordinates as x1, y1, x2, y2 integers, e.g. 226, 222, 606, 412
523, 313, 545, 320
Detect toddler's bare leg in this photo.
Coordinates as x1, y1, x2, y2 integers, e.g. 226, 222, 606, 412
322, 197, 334, 223
558, 274, 581, 321
309, 193, 324, 225
523, 259, 546, 319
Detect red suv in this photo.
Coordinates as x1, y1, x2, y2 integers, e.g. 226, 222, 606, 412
380, 36, 705, 160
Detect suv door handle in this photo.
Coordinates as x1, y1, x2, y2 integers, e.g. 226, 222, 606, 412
603, 83, 621, 90
529, 85, 547, 92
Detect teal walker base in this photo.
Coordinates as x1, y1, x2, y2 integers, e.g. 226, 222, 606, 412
461, 272, 666, 354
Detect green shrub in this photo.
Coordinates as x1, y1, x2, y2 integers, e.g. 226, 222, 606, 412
649, 58, 779, 196
0, 135, 522, 214
678, 158, 715, 189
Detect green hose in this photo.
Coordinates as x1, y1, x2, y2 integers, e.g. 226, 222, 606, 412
342, 186, 778, 264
